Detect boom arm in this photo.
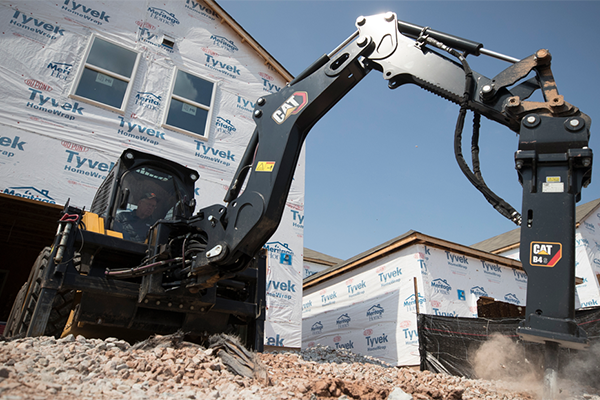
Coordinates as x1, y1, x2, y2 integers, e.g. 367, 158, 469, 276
188, 12, 592, 349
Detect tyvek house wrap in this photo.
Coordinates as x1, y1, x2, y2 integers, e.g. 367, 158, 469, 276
302, 244, 528, 366
0, 0, 304, 348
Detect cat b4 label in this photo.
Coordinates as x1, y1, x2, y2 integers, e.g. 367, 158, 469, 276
530, 241, 562, 267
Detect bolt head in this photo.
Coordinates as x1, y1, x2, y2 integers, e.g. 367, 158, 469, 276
570, 119, 580, 128
357, 35, 368, 47
526, 116, 537, 124
254, 109, 263, 118
356, 16, 366, 26
257, 97, 266, 106
384, 12, 395, 22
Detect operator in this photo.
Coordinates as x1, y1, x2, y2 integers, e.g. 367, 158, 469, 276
114, 192, 159, 242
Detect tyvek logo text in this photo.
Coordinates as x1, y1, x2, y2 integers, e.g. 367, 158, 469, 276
62, 0, 110, 25
10, 11, 65, 39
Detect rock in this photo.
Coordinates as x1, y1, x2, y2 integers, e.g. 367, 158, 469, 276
388, 387, 413, 400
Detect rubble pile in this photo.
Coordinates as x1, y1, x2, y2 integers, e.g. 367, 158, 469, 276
0, 334, 598, 400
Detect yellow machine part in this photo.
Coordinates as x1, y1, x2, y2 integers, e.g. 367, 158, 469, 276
81, 212, 123, 238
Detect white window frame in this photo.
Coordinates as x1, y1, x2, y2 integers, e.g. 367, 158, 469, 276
162, 68, 217, 140
70, 35, 140, 114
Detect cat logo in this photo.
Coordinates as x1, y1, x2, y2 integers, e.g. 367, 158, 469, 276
530, 241, 562, 267
271, 91, 308, 124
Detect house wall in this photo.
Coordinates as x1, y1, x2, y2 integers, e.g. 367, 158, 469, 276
302, 246, 423, 366
0, 0, 304, 347
302, 243, 528, 366
303, 259, 330, 279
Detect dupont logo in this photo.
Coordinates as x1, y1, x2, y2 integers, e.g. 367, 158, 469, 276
3, 186, 55, 204
147, 7, 180, 25
202, 47, 218, 57
135, 21, 155, 30
61, 141, 88, 152
530, 241, 562, 267
24, 79, 52, 92
399, 320, 412, 329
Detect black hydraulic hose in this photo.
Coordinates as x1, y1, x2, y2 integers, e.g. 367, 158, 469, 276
470, 113, 483, 183
417, 34, 521, 225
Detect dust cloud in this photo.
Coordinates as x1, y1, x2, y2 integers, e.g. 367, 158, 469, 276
561, 341, 600, 391
471, 333, 600, 399
471, 333, 542, 394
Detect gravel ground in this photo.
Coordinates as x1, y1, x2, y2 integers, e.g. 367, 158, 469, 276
0, 334, 598, 400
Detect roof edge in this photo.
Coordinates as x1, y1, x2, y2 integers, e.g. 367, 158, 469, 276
204, 0, 294, 82
303, 230, 523, 289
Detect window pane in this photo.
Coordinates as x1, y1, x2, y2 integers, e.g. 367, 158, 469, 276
166, 98, 208, 136
173, 70, 213, 106
75, 68, 128, 109
87, 38, 137, 77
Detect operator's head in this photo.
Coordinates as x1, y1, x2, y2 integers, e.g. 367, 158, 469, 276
137, 192, 158, 219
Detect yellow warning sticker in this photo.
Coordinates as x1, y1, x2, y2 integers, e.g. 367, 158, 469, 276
546, 176, 561, 182
256, 161, 275, 172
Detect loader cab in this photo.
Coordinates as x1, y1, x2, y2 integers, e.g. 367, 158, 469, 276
90, 149, 199, 242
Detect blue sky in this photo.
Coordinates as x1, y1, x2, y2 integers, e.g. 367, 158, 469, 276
218, 1, 600, 260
